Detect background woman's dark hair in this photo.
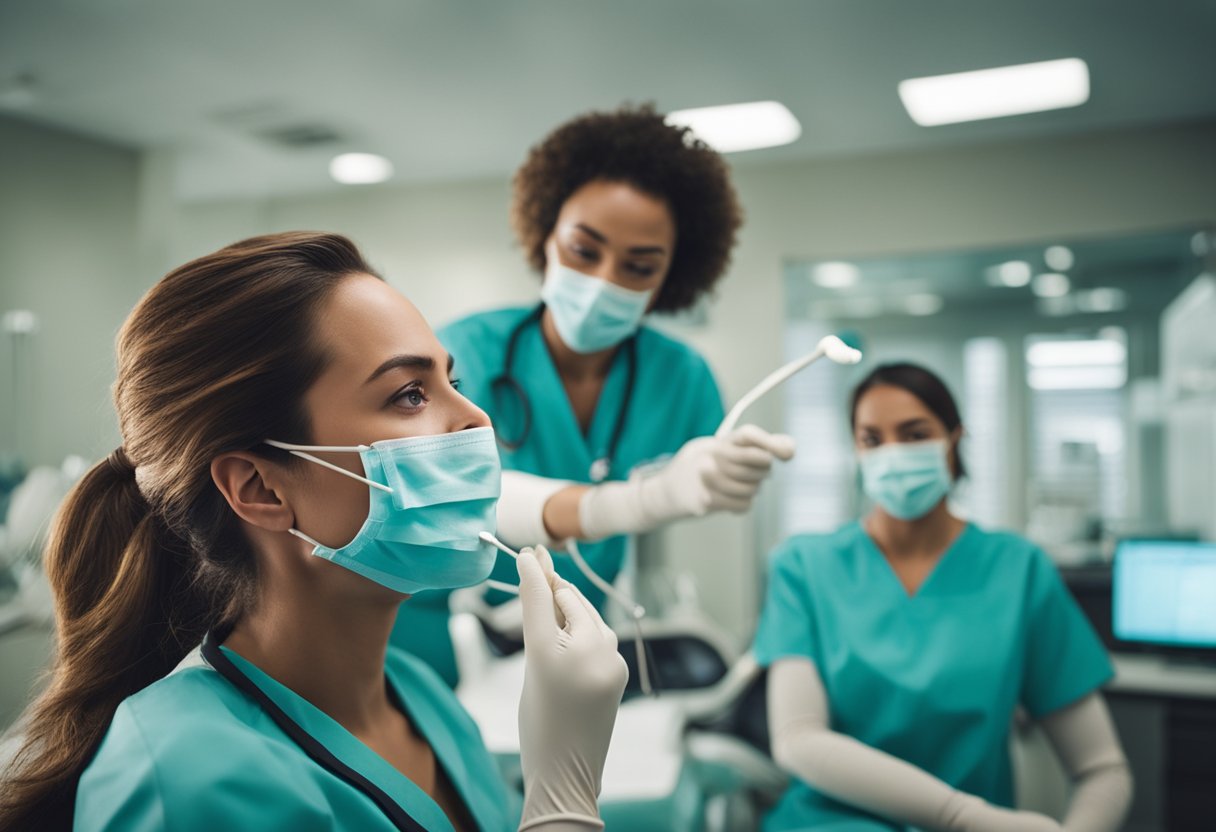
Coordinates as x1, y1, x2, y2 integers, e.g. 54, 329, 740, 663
849, 362, 967, 479
0, 232, 379, 831
511, 103, 743, 314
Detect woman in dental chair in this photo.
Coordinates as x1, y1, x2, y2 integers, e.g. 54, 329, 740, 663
754, 363, 1131, 832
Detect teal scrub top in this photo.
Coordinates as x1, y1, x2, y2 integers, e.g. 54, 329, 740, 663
752, 522, 1114, 832
393, 305, 724, 685
75, 646, 519, 832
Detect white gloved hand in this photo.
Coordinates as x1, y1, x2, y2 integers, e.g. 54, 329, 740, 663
517, 546, 628, 830
579, 424, 796, 540
949, 794, 1063, 832
496, 470, 573, 549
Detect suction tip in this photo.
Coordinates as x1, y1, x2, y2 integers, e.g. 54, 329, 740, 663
819, 335, 863, 365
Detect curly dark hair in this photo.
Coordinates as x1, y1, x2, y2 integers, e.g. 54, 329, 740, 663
511, 104, 744, 314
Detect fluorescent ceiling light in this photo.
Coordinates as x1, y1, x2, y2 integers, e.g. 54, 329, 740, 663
899, 58, 1090, 127
812, 297, 882, 318
904, 293, 944, 316
985, 260, 1032, 288
1, 309, 39, 334
1075, 287, 1128, 313
666, 101, 801, 153
1026, 339, 1127, 368
1044, 245, 1075, 271
1028, 366, 1126, 391
1032, 272, 1071, 298
811, 261, 860, 289
329, 153, 394, 185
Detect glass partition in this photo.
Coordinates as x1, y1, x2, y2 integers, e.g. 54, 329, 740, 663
782, 227, 1213, 563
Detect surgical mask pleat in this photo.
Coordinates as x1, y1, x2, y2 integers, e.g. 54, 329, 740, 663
270, 426, 502, 594
859, 440, 952, 521
540, 263, 652, 354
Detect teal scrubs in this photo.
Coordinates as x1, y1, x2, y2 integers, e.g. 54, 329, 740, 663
393, 305, 725, 685
753, 522, 1114, 831
76, 646, 519, 831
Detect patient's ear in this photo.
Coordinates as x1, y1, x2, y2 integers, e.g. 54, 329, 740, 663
211, 452, 295, 532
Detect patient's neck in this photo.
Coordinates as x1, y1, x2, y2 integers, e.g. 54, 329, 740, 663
866, 501, 964, 561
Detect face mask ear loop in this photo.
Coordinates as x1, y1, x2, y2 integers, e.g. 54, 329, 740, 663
263, 439, 392, 494
566, 540, 653, 697
286, 527, 324, 549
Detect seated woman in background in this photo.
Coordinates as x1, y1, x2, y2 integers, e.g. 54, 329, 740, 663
754, 363, 1132, 832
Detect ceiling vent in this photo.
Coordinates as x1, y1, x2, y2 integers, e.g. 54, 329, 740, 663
209, 102, 346, 148
256, 123, 346, 148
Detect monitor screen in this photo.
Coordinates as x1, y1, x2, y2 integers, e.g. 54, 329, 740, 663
1113, 540, 1216, 649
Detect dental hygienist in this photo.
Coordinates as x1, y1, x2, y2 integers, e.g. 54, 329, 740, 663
0, 233, 627, 832
754, 363, 1132, 832
394, 105, 795, 684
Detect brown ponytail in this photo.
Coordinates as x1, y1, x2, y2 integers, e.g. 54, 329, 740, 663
0, 232, 379, 830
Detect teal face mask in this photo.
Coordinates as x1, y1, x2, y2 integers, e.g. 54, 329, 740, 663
540, 262, 652, 354
265, 426, 501, 595
859, 439, 952, 521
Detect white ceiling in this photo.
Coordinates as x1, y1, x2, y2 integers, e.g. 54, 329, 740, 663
2, 0, 1214, 202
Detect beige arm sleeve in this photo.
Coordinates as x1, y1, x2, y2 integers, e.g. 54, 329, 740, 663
767, 657, 981, 831
496, 470, 574, 549
1037, 693, 1133, 832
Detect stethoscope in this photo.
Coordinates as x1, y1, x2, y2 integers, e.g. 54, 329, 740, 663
201, 630, 428, 832
490, 302, 638, 483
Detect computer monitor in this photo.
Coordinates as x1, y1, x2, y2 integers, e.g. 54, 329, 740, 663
1113, 540, 1216, 650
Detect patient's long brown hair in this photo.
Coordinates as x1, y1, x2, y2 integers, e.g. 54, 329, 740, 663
0, 232, 379, 831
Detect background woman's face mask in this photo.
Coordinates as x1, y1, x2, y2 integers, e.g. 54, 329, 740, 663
859, 439, 953, 521
266, 426, 501, 594
540, 261, 652, 354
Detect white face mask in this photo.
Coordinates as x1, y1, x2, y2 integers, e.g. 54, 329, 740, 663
858, 439, 952, 521
264, 427, 501, 594
540, 262, 652, 353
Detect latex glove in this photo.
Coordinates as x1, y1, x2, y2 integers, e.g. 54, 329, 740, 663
949, 794, 1063, 832
517, 546, 628, 830
496, 470, 573, 549
579, 424, 796, 540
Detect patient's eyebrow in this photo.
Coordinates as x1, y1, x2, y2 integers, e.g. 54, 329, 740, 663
365, 354, 435, 384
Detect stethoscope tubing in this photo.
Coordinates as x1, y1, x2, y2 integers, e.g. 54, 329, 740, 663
490, 303, 636, 483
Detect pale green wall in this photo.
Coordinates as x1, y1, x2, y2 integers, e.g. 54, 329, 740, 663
0, 117, 142, 468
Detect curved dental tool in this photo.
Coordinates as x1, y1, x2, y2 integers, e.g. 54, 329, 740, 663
715, 335, 862, 437
478, 531, 654, 695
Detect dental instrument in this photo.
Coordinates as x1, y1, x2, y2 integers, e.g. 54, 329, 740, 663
716, 335, 862, 438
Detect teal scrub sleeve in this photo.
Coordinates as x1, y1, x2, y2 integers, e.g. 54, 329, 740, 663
754, 542, 819, 667
74, 701, 282, 832
75, 704, 166, 832
1019, 548, 1115, 718
77, 700, 324, 832
688, 353, 726, 438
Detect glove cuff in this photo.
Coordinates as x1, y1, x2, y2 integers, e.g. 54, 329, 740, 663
578, 475, 654, 540
498, 471, 574, 549
518, 813, 605, 831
